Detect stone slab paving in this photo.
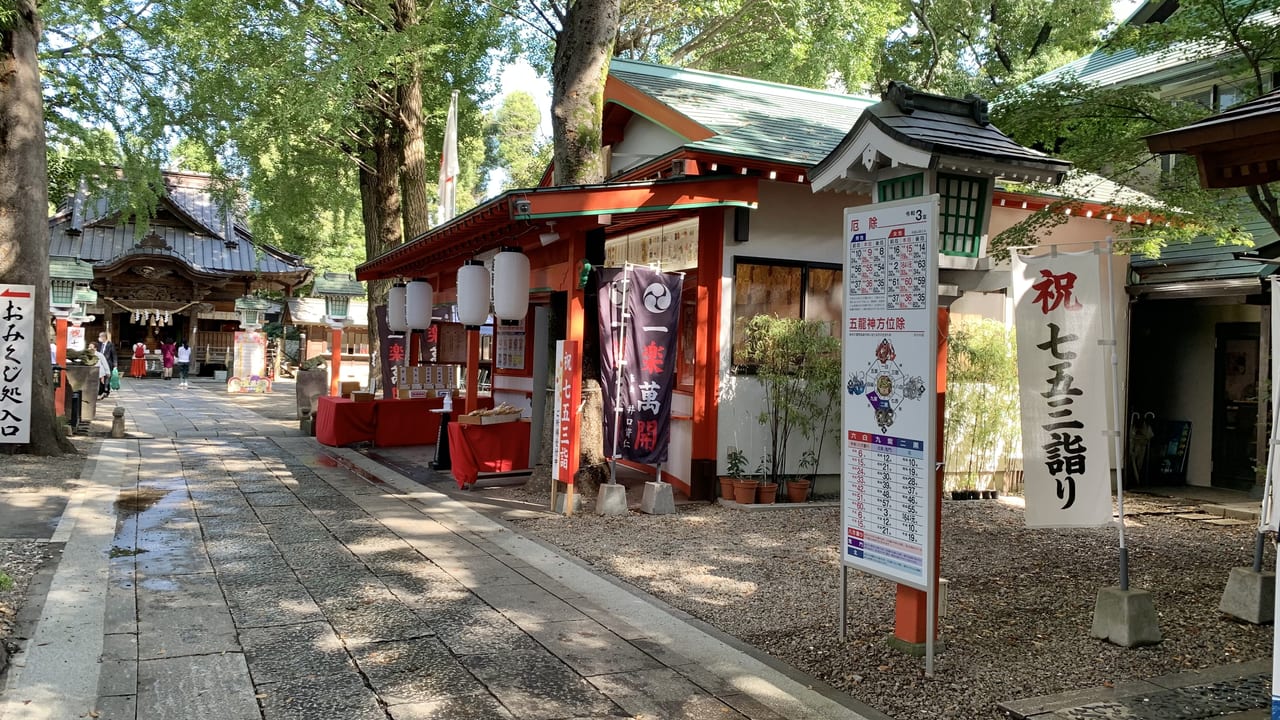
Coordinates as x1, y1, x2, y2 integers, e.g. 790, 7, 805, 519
1, 382, 889, 720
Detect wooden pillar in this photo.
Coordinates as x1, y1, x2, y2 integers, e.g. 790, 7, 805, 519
893, 308, 948, 645
329, 327, 343, 396
465, 328, 480, 414
564, 230, 588, 489
692, 208, 725, 473
55, 317, 68, 416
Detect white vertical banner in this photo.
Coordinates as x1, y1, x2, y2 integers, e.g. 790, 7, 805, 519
1012, 251, 1113, 528
0, 285, 36, 444
1264, 278, 1280, 532
437, 89, 460, 226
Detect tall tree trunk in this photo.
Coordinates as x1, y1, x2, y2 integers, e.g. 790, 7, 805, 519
550, 0, 621, 185
358, 110, 404, 392
394, 0, 431, 240
0, 1, 74, 455
549, 0, 620, 481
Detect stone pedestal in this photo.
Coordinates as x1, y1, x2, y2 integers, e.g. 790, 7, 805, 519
640, 482, 675, 515
553, 491, 583, 515
110, 407, 126, 439
295, 368, 328, 419
595, 483, 628, 516
1091, 587, 1162, 647
1219, 567, 1275, 624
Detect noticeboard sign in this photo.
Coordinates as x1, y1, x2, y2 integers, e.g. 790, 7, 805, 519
840, 196, 939, 591
0, 285, 36, 443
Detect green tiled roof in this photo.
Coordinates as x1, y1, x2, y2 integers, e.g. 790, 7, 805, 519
313, 272, 365, 297
1130, 211, 1280, 285
49, 255, 95, 281
609, 59, 876, 167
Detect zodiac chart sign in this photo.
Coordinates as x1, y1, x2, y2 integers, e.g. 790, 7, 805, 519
847, 338, 925, 431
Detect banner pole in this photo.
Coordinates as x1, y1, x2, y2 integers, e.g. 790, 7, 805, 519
1103, 238, 1130, 591
609, 265, 631, 485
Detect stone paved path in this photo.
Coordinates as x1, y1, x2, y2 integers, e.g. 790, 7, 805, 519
0, 379, 885, 720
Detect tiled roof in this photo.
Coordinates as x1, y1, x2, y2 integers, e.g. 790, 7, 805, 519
48, 171, 309, 279
286, 297, 369, 327
313, 272, 365, 297
1130, 211, 1280, 285
866, 86, 1070, 173
609, 59, 876, 167
48, 255, 95, 282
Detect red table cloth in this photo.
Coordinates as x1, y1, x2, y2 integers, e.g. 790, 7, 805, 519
372, 397, 442, 447
315, 397, 376, 447
447, 421, 531, 489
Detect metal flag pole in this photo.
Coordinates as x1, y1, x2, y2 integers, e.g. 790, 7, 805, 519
1102, 238, 1130, 590
608, 264, 632, 485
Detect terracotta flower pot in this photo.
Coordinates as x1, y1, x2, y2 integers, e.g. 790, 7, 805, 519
732, 479, 758, 504
720, 476, 737, 500
757, 482, 778, 504
786, 479, 811, 503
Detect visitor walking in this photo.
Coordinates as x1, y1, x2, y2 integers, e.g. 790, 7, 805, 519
97, 333, 117, 398
93, 342, 111, 400
176, 341, 191, 388
160, 338, 177, 380
130, 340, 147, 378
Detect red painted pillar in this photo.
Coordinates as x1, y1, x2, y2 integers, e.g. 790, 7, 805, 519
691, 208, 724, 462
893, 308, 948, 645
465, 329, 480, 414
329, 327, 343, 397
55, 317, 68, 417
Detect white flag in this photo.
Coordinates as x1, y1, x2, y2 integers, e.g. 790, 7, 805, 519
1013, 250, 1113, 528
1264, 279, 1280, 531
438, 90, 459, 226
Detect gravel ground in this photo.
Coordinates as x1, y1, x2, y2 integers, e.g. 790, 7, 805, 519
506, 493, 1274, 720
0, 439, 90, 656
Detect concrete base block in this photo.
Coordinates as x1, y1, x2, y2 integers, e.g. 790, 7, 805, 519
595, 483, 629, 516
553, 491, 583, 515
110, 407, 126, 438
1091, 586, 1162, 647
1219, 567, 1275, 624
885, 634, 945, 658
639, 482, 675, 515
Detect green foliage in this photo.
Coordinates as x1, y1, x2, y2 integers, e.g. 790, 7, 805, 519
943, 318, 1020, 491
0, 570, 12, 591
485, 91, 552, 190
724, 447, 749, 479
738, 315, 840, 487
880, 0, 1113, 95
992, 0, 1280, 255
262, 321, 300, 342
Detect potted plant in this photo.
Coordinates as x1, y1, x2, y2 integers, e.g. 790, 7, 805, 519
731, 452, 759, 505
755, 453, 778, 504
739, 315, 840, 504
790, 450, 817, 503
721, 448, 749, 501
794, 335, 841, 502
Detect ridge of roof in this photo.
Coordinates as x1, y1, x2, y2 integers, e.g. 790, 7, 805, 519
609, 58, 873, 106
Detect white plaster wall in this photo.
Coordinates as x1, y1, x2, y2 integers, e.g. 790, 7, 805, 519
610, 116, 685, 175
715, 182, 869, 476
668, 392, 694, 482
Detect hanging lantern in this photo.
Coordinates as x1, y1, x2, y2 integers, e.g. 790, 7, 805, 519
387, 282, 409, 333
492, 246, 530, 323
456, 260, 490, 328
405, 278, 433, 330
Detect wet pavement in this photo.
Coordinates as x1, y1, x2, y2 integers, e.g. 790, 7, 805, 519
0, 378, 885, 720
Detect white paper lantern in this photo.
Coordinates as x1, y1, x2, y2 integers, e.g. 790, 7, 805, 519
492, 247, 530, 322
406, 278, 433, 330
387, 282, 409, 332
457, 260, 491, 328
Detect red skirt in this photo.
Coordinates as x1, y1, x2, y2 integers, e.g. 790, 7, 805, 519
130, 357, 147, 378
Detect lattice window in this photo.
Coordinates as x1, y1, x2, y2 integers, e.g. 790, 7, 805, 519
877, 173, 924, 202
937, 173, 987, 257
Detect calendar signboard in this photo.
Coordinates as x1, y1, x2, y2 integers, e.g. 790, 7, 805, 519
840, 196, 939, 591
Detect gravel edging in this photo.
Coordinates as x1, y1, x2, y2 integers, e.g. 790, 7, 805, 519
506, 495, 1273, 720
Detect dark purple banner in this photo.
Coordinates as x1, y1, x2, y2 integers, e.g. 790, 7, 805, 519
597, 266, 683, 464
374, 305, 406, 399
